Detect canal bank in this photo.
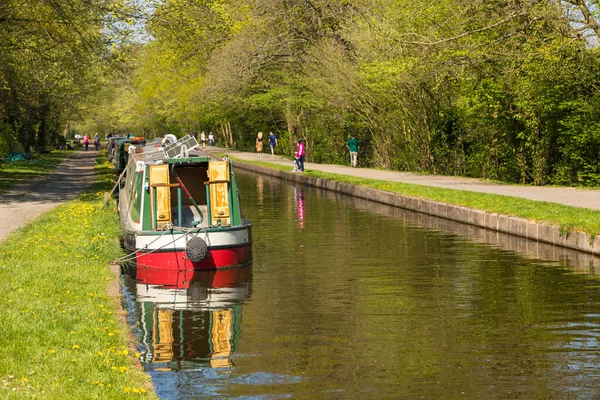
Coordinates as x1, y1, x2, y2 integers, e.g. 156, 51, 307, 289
0, 152, 157, 399
209, 148, 600, 257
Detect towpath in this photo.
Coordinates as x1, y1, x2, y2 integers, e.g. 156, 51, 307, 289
211, 147, 600, 211
0, 150, 98, 243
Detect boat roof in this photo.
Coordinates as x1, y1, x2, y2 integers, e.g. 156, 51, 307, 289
130, 137, 213, 166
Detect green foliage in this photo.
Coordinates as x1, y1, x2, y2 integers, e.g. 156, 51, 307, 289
101, 0, 600, 186
0, 0, 140, 152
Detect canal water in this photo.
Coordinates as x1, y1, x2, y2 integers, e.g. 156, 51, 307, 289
122, 170, 600, 399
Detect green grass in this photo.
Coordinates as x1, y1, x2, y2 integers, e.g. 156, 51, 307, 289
0, 159, 157, 399
0, 151, 68, 193
240, 158, 600, 239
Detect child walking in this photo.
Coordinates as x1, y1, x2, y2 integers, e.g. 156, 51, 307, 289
292, 152, 300, 172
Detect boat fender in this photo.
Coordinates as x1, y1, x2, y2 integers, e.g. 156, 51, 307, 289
186, 237, 208, 262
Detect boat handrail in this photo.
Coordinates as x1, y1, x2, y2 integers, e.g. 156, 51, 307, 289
204, 179, 231, 185
150, 183, 181, 188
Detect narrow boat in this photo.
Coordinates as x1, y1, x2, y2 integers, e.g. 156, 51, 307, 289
107, 136, 146, 174
118, 134, 252, 271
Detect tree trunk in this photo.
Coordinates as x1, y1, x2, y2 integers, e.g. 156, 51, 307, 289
227, 121, 233, 147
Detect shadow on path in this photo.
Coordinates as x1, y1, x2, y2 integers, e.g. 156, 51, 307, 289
0, 150, 99, 242
0, 151, 98, 205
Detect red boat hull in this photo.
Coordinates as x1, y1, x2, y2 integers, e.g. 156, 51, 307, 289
134, 244, 252, 272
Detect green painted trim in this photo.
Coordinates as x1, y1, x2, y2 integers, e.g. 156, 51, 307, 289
166, 156, 210, 163
229, 170, 241, 226
138, 225, 249, 236
142, 171, 152, 230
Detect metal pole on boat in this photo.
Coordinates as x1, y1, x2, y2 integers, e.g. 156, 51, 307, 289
177, 187, 183, 227
153, 186, 158, 230
206, 183, 212, 227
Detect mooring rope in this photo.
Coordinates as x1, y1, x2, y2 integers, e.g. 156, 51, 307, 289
112, 224, 207, 265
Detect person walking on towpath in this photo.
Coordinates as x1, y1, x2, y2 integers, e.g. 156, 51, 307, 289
346, 135, 360, 167
296, 138, 306, 172
200, 131, 206, 149
256, 132, 264, 158
83, 134, 90, 151
93, 133, 100, 151
292, 151, 300, 172
269, 132, 278, 158
209, 132, 214, 147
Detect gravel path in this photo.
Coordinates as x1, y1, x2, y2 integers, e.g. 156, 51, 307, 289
0, 150, 99, 242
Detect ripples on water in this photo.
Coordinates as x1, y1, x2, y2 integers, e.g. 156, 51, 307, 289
121, 171, 600, 399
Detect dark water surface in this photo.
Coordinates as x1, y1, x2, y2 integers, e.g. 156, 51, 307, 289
122, 171, 600, 399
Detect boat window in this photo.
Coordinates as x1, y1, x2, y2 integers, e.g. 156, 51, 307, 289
129, 171, 144, 223
124, 159, 135, 192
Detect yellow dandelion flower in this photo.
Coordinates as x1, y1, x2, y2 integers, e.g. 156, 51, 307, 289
140, 388, 147, 393
119, 367, 127, 373
133, 388, 140, 393
49, 349, 56, 354
124, 387, 132, 393
72, 345, 79, 349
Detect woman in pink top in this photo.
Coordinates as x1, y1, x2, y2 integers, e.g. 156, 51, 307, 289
296, 138, 306, 172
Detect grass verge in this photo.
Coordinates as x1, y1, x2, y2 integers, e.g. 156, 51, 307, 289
240, 158, 600, 239
0, 159, 157, 399
0, 151, 68, 193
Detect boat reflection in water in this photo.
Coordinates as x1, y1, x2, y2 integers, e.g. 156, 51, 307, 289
122, 263, 252, 373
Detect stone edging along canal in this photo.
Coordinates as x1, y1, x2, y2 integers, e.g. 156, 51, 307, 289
233, 161, 600, 257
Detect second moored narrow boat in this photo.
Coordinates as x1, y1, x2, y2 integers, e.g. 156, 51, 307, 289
118, 135, 252, 271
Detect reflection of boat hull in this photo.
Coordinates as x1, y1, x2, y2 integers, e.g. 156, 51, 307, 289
133, 262, 252, 290
123, 265, 252, 371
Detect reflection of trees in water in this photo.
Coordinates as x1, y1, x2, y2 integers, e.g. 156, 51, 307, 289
315, 186, 600, 272
256, 175, 264, 207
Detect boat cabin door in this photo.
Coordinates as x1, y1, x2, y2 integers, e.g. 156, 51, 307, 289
208, 161, 231, 226
149, 164, 172, 229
